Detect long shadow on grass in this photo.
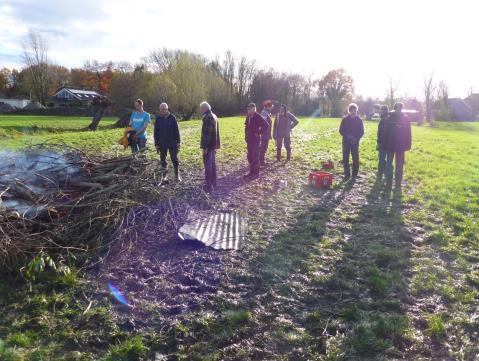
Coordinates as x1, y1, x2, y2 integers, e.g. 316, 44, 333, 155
231, 177, 416, 359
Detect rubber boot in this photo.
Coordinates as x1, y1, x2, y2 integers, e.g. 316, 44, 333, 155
174, 166, 182, 182
276, 148, 281, 162
286, 149, 291, 162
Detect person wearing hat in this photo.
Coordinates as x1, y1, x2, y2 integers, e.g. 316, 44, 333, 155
259, 100, 273, 166
244, 102, 269, 180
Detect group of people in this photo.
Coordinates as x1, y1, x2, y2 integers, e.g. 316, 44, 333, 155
126, 98, 299, 192
126, 97, 411, 193
339, 102, 412, 189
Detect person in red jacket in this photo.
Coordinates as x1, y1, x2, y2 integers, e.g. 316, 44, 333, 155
244, 102, 269, 180
339, 103, 364, 179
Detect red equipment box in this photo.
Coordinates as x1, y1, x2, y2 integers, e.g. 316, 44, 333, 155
308, 171, 333, 189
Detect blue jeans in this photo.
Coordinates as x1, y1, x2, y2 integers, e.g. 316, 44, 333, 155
131, 138, 146, 153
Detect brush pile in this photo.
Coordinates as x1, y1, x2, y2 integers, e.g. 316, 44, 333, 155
0, 144, 160, 273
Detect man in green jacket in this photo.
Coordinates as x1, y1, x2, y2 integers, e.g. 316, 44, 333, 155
200, 101, 220, 192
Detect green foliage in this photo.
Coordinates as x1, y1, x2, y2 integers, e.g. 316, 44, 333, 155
425, 313, 446, 340
103, 336, 147, 361
24, 252, 71, 281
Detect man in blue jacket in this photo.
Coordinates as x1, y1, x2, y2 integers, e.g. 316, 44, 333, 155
154, 103, 181, 182
339, 103, 364, 180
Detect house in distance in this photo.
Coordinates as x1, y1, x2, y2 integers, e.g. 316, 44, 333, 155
50, 87, 102, 107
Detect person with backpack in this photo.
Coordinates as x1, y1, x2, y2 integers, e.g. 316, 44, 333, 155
339, 103, 364, 180
382, 102, 412, 189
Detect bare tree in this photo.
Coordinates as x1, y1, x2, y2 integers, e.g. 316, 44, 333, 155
423, 73, 436, 123
22, 31, 49, 105
386, 76, 400, 109
222, 50, 236, 96
237, 56, 256, 104
146, 48, 178, 73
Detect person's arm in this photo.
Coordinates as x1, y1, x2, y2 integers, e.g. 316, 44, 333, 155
259, 114, 269, 135
339, 118, 346, 136
154, 117, 159, 147
358, 118, 364, 138
272, 116, 278, 140
173, 115, 181, 149
289, 113, 299, 129
135, 114, 150, 137
201, 115, 214, 152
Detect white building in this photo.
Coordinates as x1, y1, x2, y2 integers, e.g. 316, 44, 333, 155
0, 98, 31, 109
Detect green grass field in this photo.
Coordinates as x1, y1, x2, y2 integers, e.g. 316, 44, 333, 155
0, 115, 478, 360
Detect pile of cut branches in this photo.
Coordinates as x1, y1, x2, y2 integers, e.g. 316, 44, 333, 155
0, 144, 167, 275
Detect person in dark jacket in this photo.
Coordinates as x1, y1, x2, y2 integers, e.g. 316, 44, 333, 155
244, 102, 269, 180
154, 103, 181, 182
273, 104, 299, 161
376, 105, 389, 178
200, 101, 220, 192
382, 102, 412, 189
259, 100, 273, 166
339, 103, 364, 179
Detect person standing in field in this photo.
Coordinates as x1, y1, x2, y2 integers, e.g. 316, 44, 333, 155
273, 104, 299, 161
259, 100, 273, 166
154, 102, 181, 182
339, 103, 364, 180
200, 101, 220, 193
129, 99, 151, 153
244, 102, 269, 180
382, 102, 412, 189
376, 105, 389, 178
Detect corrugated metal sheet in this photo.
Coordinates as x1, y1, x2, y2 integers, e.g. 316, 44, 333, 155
178, 211, 246, 250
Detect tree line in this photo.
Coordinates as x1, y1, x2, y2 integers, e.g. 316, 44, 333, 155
0, 31, 472, 121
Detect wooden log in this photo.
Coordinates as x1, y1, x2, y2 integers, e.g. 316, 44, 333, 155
67, 181, 103, 189
12, 180, 38, 203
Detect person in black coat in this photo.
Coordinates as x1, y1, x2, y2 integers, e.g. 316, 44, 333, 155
154, 103, 181, 181
244, 102, 269, 180
382, 102, 412, 189
259, 100, 273, 166
377, 105, 389, 178
339, 103, 364, 179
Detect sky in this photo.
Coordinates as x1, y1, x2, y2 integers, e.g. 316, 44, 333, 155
0, 0, 477, 99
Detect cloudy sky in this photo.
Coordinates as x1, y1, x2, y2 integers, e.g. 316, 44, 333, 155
0, 0, 477, 99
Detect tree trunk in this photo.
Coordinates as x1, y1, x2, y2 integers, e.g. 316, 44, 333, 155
88, 107, 106, 131
114, 109, 132, 128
